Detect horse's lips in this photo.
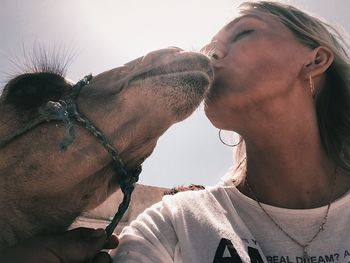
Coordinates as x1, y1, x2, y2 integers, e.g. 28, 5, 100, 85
126, 52, 214, 84
129, 65, 214, 87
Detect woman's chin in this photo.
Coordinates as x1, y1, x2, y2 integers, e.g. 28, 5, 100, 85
204, 106, 224, 129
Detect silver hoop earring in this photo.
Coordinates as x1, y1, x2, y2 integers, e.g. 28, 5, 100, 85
218, 129, 241, 147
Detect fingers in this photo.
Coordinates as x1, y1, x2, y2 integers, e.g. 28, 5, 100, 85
0, 228, 118, 263
103, 234, 119, 249
48, 228, 109, 262
92, 251, 113, 263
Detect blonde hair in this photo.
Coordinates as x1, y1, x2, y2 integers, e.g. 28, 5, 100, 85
235, 1, 350, 172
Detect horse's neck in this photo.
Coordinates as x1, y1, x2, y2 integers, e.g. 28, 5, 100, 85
0, 193, 75, 250
0, 180, 60, 250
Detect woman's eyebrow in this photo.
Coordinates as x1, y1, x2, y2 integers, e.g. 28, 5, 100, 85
224, 14, 265, 32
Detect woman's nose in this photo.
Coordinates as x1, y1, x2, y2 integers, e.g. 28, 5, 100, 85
201, 41, 227, 66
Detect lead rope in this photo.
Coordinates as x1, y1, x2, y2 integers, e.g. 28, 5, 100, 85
0, 74, 141, 237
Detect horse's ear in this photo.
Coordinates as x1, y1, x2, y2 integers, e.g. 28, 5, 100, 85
1, 73, 71, 110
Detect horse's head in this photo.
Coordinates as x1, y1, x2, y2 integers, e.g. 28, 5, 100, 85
0, 47, 213, 248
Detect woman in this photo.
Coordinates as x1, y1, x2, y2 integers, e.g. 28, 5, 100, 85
113, 1, 350, 262
3, 1, 350, 262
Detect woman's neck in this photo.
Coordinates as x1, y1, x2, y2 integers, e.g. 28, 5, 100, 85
235, 98, 350, 209
242, 141, 336, 209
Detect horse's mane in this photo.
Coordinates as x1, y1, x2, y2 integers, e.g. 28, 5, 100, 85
1, 45, 75, 110
7, 44, 75, 78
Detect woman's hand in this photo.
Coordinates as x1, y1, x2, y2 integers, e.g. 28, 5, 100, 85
0, 227, 119, 263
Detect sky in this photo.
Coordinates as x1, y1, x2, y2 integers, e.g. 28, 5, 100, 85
1, 0, 349, 188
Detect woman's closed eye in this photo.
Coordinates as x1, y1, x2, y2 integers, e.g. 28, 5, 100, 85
232, 29, 255, 42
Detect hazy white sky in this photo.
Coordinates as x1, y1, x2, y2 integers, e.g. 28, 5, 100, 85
1, 0, 349, 188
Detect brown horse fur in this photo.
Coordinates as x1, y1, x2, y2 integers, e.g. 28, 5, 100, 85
0, 47, 213, 250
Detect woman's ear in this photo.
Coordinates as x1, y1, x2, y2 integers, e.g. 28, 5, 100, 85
302, 46, 334, 79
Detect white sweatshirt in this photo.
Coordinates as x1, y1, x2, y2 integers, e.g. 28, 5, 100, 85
111, 183, 350, 263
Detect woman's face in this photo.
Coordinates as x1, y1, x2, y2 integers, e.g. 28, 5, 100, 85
203, 9, 312, 130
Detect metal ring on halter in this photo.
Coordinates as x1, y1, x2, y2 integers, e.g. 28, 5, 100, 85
218, 129, 242, 147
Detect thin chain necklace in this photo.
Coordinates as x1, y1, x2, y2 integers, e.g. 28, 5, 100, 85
245, 168, 338, 261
